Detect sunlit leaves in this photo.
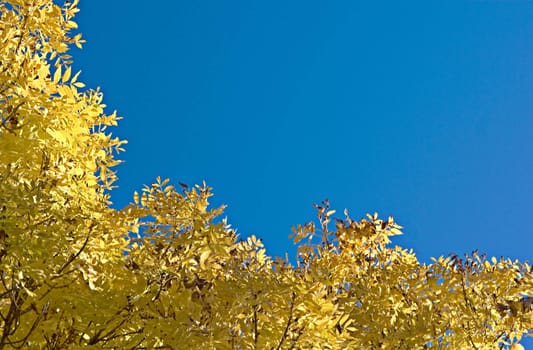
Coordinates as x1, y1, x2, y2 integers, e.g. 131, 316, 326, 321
1, 0, 130, 347
1, 0, 532, 348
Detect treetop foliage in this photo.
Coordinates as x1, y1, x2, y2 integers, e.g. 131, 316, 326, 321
0, 1, 531, 348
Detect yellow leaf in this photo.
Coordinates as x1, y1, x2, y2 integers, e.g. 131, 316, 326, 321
200, 250, 210, 269
389, 228, 403, 236
71, 70, 81, 83
510, 344, 524, 350
326, 210, 336, 217
62, 66, 71, 82
338, 313, 350, 326
133, 191, 139, 204
53, 66, 62, 83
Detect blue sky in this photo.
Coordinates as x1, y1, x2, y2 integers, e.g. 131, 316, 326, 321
73, 1, 532, 341
72, 1, 533, 262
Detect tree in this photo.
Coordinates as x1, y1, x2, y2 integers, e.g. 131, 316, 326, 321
0, 1, 531, 348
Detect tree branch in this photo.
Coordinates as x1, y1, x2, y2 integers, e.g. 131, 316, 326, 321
275, 292, 296, 350
56, 225, 93, 275
9, 301, 49, 348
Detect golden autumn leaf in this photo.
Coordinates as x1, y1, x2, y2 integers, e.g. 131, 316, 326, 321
1, 1, 531, 349
510, 344, 525, 350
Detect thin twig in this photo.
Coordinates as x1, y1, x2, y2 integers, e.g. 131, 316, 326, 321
56, 227, 92, 275
9, 301, 49, 348
275, 292, 296, 350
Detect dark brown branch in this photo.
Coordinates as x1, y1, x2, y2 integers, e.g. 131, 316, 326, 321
9, 301, 49, 348
467, 331, 479, 350
253, 294, 259, 350
275, 292, 296, 350
1, 101, 24, 134
0, 298, 17, 348
287, 326, 305, 350
56, 228, 92, 275
0, 274, 21, 349
14, 11, 28, 56
460, 275, 476, 313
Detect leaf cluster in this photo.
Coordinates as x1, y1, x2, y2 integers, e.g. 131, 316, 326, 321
0, 1, 531, 349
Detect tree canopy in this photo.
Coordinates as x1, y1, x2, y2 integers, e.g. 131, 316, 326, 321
0, 1, 531, 348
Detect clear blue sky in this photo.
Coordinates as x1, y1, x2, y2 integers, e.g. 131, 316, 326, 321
73, 1, 532, 342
